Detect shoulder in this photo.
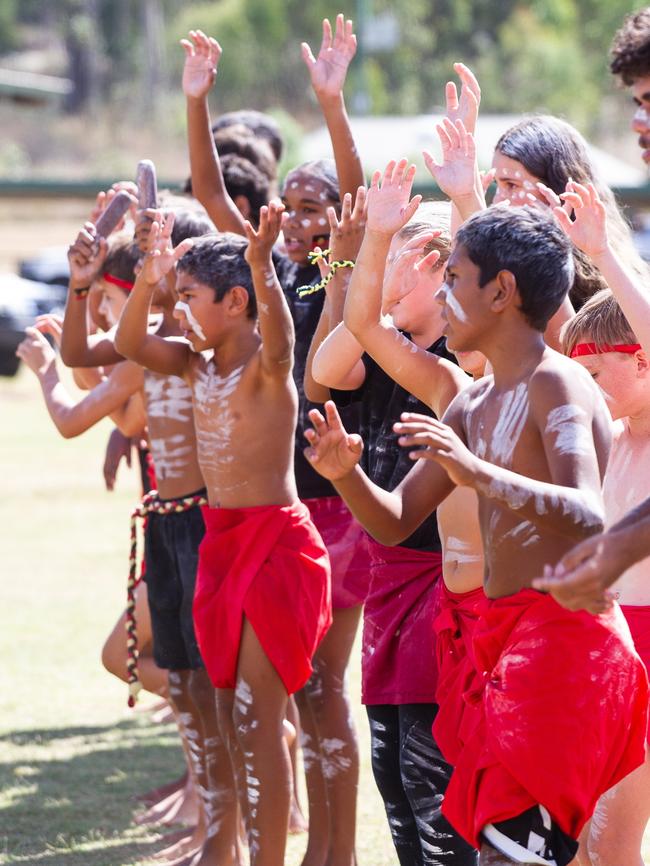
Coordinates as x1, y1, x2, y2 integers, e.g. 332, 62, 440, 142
528, 349, 610, 430
442, 374, 493, 430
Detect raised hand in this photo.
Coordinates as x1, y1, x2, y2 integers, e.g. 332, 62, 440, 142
532, 533, 617, 614
301, 14, 357, 102
366, 159, 421, 238
423, 118, 478, 203
67, 222, 108, 288
140, 212, 194, 286
34, 313, 64, 347
88, 186, 137, 233
554, 181, 609, 259
16, 327, 56, 376
382, 231, 441, 311
181, 29, 222, 100
326, 185, 367, 263
445, 63, 481, 136
304, 401, 363, 480
244, 202, 285, 267
394, 412, 478, 486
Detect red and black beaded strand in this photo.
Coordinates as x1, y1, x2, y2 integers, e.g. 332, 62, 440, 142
126, 490, 208, 707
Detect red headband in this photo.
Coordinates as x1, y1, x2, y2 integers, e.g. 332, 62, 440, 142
570, 342, 641, 358
103, 272, 134, 292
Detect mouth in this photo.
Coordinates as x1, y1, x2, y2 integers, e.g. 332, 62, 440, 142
284, 237, 305, 254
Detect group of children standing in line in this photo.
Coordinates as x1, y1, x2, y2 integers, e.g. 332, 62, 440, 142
17, 8, 650, 866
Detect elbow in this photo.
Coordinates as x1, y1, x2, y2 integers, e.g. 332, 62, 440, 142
113, 330, 129, 359
60, 344, 80, 368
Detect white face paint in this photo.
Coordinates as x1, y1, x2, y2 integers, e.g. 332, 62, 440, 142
175, 300, 206, 342
490, 383, 529, 466
545, 404, 592, 457
441, 284, 469, 323
634, 105, 650, 126
317, 217, 327, 226
300, 218, 312, 228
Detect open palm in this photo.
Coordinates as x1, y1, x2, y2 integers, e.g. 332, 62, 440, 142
181, 30, 222, 99
302, 15, 356, 100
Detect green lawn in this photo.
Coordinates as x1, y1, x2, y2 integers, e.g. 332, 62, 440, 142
1, 366, 648, 865
0, 366, 394, 865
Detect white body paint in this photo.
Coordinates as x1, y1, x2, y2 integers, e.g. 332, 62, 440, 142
148, 433, 192, 480
444, 536, 482, 564
490, 383, 528, 466
175, 300, 206, 341
193, 363, 244, 475
144, 373, 194, 423
545, 404, 592, 457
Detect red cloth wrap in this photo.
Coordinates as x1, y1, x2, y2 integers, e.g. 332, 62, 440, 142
433, 584, 485, 764
362, 539, 442, 705
304, 496, 370, 609
194, 501, 332, 695
621, 603, 650, 743
442, 589, 649, 849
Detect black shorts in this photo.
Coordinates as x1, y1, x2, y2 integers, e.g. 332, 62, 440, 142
144, 493, 206, 671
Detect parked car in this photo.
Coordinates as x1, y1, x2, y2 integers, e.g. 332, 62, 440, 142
0, 273, 66, 376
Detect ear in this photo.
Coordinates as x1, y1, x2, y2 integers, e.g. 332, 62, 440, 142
490, 269, 518, 314
635, 349, 649, 376
226, 284, 251, 316
233, 195, 252, 220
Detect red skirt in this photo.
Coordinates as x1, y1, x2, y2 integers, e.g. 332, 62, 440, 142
433, 583, 485, 764
621, 603, 650, 744
362, 540, 442, 705
193, 501, 332, 695
442, 590, 648, 849
304, 495, 370, 609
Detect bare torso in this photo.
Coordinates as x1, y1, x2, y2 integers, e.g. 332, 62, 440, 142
437, 487, 484, 593
142, 368, 205, 500
187, 350, 298, 508
604, 419, 650, 605
459, 355, 611, 598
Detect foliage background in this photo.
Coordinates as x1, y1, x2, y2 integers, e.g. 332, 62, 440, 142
0, 0, 644, 180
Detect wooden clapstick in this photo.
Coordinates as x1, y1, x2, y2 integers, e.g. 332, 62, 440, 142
95, 190, 133, 238
136, 160, 158, 210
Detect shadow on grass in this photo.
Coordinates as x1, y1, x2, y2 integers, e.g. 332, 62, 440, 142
0, 715, 186, 866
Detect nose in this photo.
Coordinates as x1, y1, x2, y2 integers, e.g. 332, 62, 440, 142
632, 106, 650, 134
173, 300, 184, 321
434, 284, 447, 307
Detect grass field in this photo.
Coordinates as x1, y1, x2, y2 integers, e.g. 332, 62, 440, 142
1, 366, 649, 866
0, 366, 395, 865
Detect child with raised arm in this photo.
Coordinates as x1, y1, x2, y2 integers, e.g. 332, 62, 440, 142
183, 20, 368, 866
304, 183, 648, 866
58, 206, 238, 865
306, 182, 478, 864
114, 207, 331, 866
534, 182, 650, 866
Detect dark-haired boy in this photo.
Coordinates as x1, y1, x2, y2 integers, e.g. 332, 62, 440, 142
304, 197, 648, 866
115, 208, 331, 866
610, 6, 650, 164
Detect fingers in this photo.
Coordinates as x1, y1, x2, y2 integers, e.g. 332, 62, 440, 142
445, 80, 459, 113
454, 62, 481, 101
415, 248, 441, 272
481, 168, 496, 191
320, 17, 332, 55
324, 399, 345, 431
301, 41, 316, 67
172, 238, 194, 262
307, 407, 327, 437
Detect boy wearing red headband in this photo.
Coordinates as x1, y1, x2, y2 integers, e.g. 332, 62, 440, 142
537, 181, 650, 866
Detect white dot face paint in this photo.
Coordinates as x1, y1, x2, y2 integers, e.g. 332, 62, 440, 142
317, 217, 327, 226
300, 218, 312, 228
175, 300, 206, 342
290, 181, 299, 189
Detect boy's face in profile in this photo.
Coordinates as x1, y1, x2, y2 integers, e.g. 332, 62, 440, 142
435, 243, 491, 353
630, 75, 650, 164
95, 278, 129, 327
573, 351, 647, 420
281, 172, 337, 265
174, 270, 225, 351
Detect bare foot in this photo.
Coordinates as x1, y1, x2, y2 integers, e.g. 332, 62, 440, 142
154, 827, 204, 862
136, 782, 198, 827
